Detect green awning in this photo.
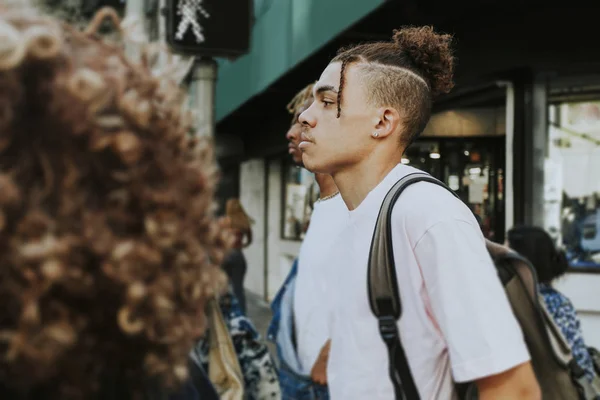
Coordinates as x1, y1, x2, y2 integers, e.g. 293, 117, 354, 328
216, 0, 388, 122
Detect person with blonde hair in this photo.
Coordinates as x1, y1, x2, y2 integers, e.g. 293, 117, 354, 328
267, 82, 348, 400
223, 198, 254, 313
0, 3, 229, 399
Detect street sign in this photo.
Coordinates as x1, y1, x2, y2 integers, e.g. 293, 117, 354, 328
165, 0, 252, 58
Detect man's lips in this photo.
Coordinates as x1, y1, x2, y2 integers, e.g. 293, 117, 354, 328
299, 132, 313, 150
288, 143, 300, 154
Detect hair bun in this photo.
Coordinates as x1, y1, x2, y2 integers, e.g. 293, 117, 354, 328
392, 26, 455, 98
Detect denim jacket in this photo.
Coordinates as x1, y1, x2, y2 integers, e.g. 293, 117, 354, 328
267, 260, 330, 399
192, 286, 281, 400
267, 259, 297, 343
267, 260, 305, 371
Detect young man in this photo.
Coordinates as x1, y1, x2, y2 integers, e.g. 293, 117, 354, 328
298, 26, 541, 399
268, 84, 348, 399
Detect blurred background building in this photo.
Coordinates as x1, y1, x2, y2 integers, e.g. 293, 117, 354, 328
44, 0, 600, 347
213, 0, 600, 347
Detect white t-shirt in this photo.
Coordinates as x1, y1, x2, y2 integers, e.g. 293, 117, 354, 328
326, 164, 530, 400
294, 193, 349, 373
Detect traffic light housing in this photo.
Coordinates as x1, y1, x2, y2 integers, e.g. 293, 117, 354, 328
165, 0, 252, 58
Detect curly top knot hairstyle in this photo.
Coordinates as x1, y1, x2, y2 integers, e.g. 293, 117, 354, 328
332, 25, 455, 146
0, 4, 230, 399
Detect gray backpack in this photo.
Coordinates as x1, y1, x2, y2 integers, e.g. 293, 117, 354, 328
367, 172, 597, 400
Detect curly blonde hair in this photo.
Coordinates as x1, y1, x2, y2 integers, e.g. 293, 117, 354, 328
0, 4, 229, 399
286, 82, 314, 124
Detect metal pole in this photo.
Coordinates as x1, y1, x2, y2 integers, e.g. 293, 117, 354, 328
503, 81, 515, 234
123, 0, 146, 58
530, 75, 548, 227
124, 0, 146, 23
189, 58, 218, 137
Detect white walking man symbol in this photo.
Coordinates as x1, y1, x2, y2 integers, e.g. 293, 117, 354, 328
175, 0, 210, 43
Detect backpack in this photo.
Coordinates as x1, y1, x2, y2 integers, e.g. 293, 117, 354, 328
590, 347, 600, 377
367, 171, 597, 400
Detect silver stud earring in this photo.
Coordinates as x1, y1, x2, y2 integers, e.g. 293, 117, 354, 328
372, 132, 379, 138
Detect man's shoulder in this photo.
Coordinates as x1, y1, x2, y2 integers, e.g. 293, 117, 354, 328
392, 179, 472, 218
389, 180, 478, 242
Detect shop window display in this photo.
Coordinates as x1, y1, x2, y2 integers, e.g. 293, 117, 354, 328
546, 101, 600, 269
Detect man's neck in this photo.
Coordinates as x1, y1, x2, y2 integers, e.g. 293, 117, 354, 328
315, 173, 338, 199
332, 151, 403, 211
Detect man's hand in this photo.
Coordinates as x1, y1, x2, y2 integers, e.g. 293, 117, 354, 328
476, 361, 541, 400
310, 339, 331, 385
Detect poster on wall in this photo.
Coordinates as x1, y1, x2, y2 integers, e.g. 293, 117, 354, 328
468, 181, 485, 204
283, 183, 308, 240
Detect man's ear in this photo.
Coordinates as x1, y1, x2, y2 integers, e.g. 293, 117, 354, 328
372, 107, 401, 139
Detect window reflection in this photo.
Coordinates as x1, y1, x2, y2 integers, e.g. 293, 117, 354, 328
546, 101, 600, 268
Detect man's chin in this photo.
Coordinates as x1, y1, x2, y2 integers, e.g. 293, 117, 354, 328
301, 154, 329, 174
292, 155, 304, 167
288, 148, 304, 167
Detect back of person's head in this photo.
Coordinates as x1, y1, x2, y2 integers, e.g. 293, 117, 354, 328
225, 198, 253, 234
331, 26, 455, 147
507, 226, 569, 284
0, 4, 228, 399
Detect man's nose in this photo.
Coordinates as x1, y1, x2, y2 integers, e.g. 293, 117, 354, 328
286, 125, 299, 140
298, 109, 312, 127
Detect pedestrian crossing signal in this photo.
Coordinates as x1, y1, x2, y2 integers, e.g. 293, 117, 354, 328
165, 0, 252, 58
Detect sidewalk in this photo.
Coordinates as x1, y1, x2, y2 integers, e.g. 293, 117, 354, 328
246, 290, 272, 335
245, 290, 277, 360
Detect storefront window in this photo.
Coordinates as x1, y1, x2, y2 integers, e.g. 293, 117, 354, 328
281, 158, 317, 241
545, 101, 600, 269
404, 138, 505, 243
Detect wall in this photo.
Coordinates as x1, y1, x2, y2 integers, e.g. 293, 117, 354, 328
240, 158, 302, 301
266, 160, 302, 301
239, 159, 266, 297
554, 274, 600, 349
422, 107, 506, 137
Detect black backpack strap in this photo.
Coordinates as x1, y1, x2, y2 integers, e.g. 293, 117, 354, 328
368, 172, 460, 400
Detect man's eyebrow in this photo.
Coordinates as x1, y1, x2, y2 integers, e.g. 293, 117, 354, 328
314, 85, 338, 96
